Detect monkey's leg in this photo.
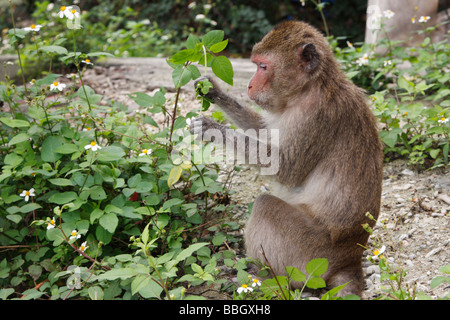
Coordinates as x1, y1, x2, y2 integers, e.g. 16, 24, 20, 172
244, 194, 365, 297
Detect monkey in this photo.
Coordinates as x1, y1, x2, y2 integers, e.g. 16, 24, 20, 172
190, 20, 383, 297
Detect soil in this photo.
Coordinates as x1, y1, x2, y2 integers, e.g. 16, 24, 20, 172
82, 58, 450, 300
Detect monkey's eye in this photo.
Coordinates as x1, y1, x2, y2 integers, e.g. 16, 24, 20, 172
258, 63, 268, 71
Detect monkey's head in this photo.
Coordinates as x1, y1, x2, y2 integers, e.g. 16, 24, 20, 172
248, 21, 338, 110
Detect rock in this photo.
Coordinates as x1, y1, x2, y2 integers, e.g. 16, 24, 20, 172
425, 247, 442, 258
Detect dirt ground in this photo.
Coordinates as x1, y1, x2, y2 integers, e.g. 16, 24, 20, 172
82, 58, 450, 300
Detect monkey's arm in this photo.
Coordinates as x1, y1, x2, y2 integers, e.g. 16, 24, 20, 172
195, 77, 265, 130
190, 117, 277, 172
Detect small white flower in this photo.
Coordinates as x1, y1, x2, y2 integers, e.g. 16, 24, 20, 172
411, 17, 416, 24
24, 24, 43, 32
300, 0, 306, 6
84, 141, 101, 152
66, 8, 80, 20
383, 10, 395, 19
66, 73, 79, 79
195, 14, 206, 21
438, 117, 449, 124
251, 278, 261, 287
19, 188, 35, 202
50, 81, 66, 91
356, 53, 370, 66
185, 117, 194, 127
372, 245, 386, 259
237, 284, 253, 294
419, 16, 430, 23
47, 216, 56, 230
384, 60, 392, 67
139, 149, 152, 156
82, 58, 93, 65
188, 2, 196, 9
79, 241, 87, 255
69, 230, 81, 240
58, 6, 72, 18
346, 41, 354, 48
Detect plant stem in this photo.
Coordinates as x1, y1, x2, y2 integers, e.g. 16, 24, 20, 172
169, 87, 182, 143
311, 0, 329, 38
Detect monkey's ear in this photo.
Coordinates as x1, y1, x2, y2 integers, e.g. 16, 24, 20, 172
298, 43, 319, 73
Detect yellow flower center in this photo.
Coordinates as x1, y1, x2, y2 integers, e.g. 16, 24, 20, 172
441, 117, 446, 122
253, 279, 259, 283
50, 219, 55, 225
373, 249, 379, 255
242, 284, 248, 289
411, 18, 415, 22
25, 191, 30, 196
90, 141, 96, 146
142, 149, 147, 154
31, 24, 36, 29
80, 245, 85, 251
71, 9, 76, 14
53, 81, 59, 86
404, 112, 408, 116
60, 6, 66, 11
71, 231, 77, 236
86, 127, 91, 131
85, 59, 91, 63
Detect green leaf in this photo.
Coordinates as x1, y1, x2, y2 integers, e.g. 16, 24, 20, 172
99, 212, 118, 233
202, 30, 224, 49
174, 242, 209, 264
49, 178, 74, 186
19, 203, 42, 213
306, 276, 327, 289
8, 133, 30, 146
186, 34, 200, 49
305, 258, 328, 277
6, 214, 22, 224
285, 266, 306, 282
0, 117, 30, 128
98, 268, 137, 281
172, 65, 192, 89
41, 136, 64, 162
4, 153, 23, 167
39, 45, 68, 55
138, 278, 164, 299
211, 56, 234, 85
87, 51, 115, 57
162, 198, 184, 210
429, 149, 440, 159
97, 146, 125, 162
88, 286, 104, 300
131, 275, 150, 295
90, 186, 107, 200
430, 276, 450, 289
49, 191, 78, 205
209, 39, 228, 53
212, 233, 226, 246
55, 144, 79, 154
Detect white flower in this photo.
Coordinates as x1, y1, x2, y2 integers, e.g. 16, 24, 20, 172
195, 14, 206, 21
237, 284, 253, 294
69, 230, 81, 240
188, 2, 196, 9
24, 24, 43, 32
19, 188, 35, 202
58, 6, 72, 18
66, 7, 80, 20
82, 58, 93, 65
384, 60, 392, 67
356, 53, 369, 66
438, 117, 449, 124
346, 41, 354, 48
419, 16, 430, 23
84, 141, 102, 152
66, 73, 79, 79
139, 149, 152, 156
47, 216, 56, 230
411, 17, 416, 24
50, 81, 66, 91
372, 245, 386, 260
251, 278, 261, 287
185, 117, 194, 127
79, 241, 87, 255
383, 10, 395, 19
300, 0, 306, 6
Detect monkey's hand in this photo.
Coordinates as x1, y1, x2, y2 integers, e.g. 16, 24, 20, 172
189, 116, 224, 142
194, 76, 222, 103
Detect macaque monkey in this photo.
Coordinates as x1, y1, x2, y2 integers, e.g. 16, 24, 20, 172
190, 21, 383, 297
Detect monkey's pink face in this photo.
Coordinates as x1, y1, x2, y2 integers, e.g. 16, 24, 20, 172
248, 54, 273, 106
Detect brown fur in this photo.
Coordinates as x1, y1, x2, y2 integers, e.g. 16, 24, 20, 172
191, 20, 383, 297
